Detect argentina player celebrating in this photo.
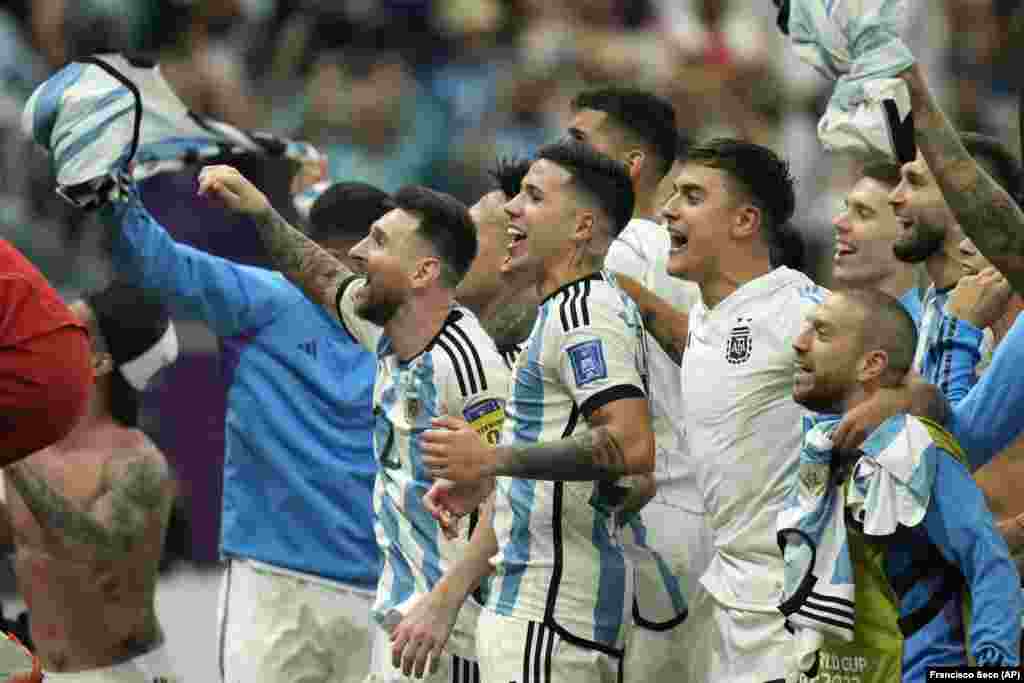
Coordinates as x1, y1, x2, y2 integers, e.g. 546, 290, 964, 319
198, 165, 509, 683
391, 141, 657, 682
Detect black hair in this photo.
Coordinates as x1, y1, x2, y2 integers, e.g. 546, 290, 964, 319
393, 186, 477, 287
85, 282, 173, 428
489, 157, 531, 200
860, 160, 903, 188
308, 182, 393, 243
571, 88, 679, 177
535, 140, 635, 238
961, 132, 1022, 202
681, 138, 798, 262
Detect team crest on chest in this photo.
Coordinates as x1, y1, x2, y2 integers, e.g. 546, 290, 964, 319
725, 317, 753, 364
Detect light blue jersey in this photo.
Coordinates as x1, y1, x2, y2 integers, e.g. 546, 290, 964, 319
336, 278, 510, 658
103, 186, 380, 588
488, 271, 649, 654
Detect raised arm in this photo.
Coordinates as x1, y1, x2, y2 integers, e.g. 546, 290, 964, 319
901, 64, 1024, 293
5, 444, 174, 562
102, 176, 298, 337
197, 165, 355, 320
614, 273, 689, 365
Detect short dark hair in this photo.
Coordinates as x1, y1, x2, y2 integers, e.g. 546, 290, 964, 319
308, 182, 394, 243
489, 157, 531, 200
860, 160, 902, 188
681, 138, 797, 255
85, 282, 172, 427
961, 132, 1022, 201
393, 186, 477, 287
571, 89, 679, 177
839, 288, 918, 382
535, 140, 635, 238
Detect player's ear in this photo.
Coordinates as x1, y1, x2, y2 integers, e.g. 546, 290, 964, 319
731, 205, 760, 240
93, 351, 115, 378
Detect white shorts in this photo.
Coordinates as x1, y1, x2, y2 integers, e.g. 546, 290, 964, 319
218, 558, 375, 683
684, 589, 794, 683
624, 505, 714, 682
365, 623, 479, 683
475, 609, 621, 683
42, 645, 177, 683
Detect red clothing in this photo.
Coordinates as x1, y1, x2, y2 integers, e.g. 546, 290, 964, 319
0, 240, 92, 463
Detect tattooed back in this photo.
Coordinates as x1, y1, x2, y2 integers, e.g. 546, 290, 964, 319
3, 421, 174, 672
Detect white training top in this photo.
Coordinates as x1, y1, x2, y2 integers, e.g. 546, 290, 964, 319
681, 266, 826, 612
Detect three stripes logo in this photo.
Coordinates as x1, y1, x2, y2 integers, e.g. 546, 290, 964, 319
298, 340, 318, 359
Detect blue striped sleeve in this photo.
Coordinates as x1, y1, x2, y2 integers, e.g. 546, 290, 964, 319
931, 316, 984, 407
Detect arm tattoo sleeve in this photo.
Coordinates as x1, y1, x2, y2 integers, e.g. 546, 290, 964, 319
256, 207, 354, 311
493, 426, 627, 481
6, 456, 168, 559
905, 67, 1024, 292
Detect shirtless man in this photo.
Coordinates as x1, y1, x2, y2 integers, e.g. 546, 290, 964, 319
2, 282, 179, 681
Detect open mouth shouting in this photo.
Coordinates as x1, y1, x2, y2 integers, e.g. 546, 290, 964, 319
667, 225, 689, 254
503, 225, 528, 271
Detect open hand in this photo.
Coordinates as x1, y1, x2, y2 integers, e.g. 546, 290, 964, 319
390, 593, 459, 679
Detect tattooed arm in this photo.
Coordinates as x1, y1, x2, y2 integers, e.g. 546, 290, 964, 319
5, 447, 173, 560
614, 273, 689, 365
492, 397, 655, 481
196, 165, 354, 319
901, 65, 1024, 293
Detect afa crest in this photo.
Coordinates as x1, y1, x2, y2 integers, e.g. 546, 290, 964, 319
726, 317, 753, 364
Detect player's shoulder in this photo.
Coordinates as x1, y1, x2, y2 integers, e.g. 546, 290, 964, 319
543, 272, 630, 335
429, 307, 507, 398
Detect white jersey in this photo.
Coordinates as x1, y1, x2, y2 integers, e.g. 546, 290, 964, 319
607, 218, 702, 512
489, 271, 649, 653
681, 267, 826, 612
336, 278, 510, 657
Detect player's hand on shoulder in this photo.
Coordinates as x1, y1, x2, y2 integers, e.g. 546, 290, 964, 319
197, 165, 272, 220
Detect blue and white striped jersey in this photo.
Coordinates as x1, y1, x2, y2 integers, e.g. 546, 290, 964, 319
488, 271, 649, 654
337, 278, 510, 658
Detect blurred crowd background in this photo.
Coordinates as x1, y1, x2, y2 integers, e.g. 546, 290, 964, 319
0, 0, 1021, 565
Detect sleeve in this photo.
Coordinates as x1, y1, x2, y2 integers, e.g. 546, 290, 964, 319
604, 236, 647, 282
929, 315, 984, 406
922, 451, 1022, 666
558, 297, 646, 420
439, 342, 510, 448
333, 277, 384, 353
101, 185, 291, 338
949, 315, 1024, 470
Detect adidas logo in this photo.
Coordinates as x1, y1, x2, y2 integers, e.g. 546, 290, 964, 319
298, 340, 318, 359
